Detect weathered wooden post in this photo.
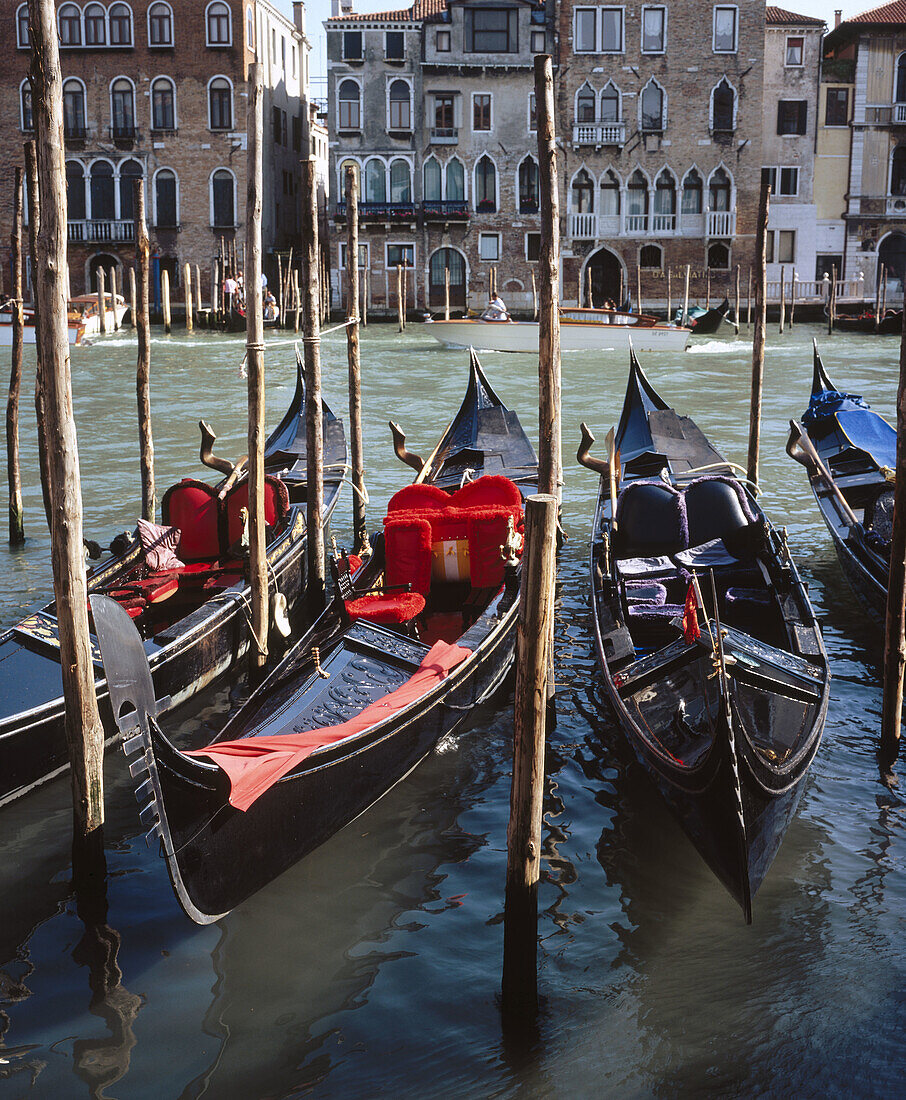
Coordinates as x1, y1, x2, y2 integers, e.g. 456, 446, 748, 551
110, 266, 120, 331
277, 253, 284, 328
790, 271, 796, 328
183, 262, 193, 332
345, 165, 367, 555
444, 265, 450, 320
779, 265, 786, 334
7, 165, 25, 544
828, 264, 837, 335
682, 263, 690, 326
402, 262, 408, 326
397, 264, 404, 331
747, 178, 770, 489
636, 266, 642, 315
880, 301, 906, 778
706, 267, 711, 310
362, 264, 368, 326
134, 178, 154, 521
26, 140, 52, 530
734, 263, 740, 335
97, 266, 107, 335
245, 62, 268, 676
502, 492, 558, 1016
28, 0, 105, 846
194, 263, 202, 313
618, 266, 624, 307
293, 270, 301, 333
747, 265, 753, 328
128, 266, 137, 329
531, 269, 538, 320
881, 264, 888, 322
161, 268, 171, 333
301, 158, 325, 616
586, 265, 593, 309
666, 267, 672, 323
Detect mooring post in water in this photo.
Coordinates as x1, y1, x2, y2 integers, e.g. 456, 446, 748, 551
111, 267, 120, 331
397, 264, 404, 332
881, 264, 888, 322
636, 265, 642, 315
706, 267, 711, 310
402, 262, 408, 326
880, 300, 906, 779
301, 158, 325, 616
747, 178, 770, 489
128, 266, 136, 329
444, 266, 450, 320
790, 270, 797, 328
586, 265, 593, 309
29, 0, 105, 844
618, 267, 624, 308
134, 178, 155, 521
25, 140, 52, 531
734, 264, 740, 335
666, 267, 672, 323
502, 493, 558, 1017
345, 166, 367, 555
362, 264, 368, 327
7, 165, 25, 545
294, 271, 301, 333
97, 266, 107, 335
245, 62, 268, 676
183, 262, 193, 333
829, 264, 836, 335
161, 268, 171, 333
747, 265, 753, 328
531, 269, 538, 320
779, 265, 786, 334
195, 264, 202, 314
682, 264, 690, 326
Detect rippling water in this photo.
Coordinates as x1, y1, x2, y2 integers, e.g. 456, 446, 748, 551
0, 321, 903, 1097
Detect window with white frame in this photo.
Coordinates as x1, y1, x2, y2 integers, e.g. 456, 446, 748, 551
386, 31, 404, 59
339, 242, 369, 269
473, 93, 492, 132
464, 8, 518, 53
776, 230, 795, 263
66, 161, 86, 219
148, 2, 173, 46
338, 80, 361, 130
343, 30, 363, 59
84, 3, 107, 45
446, 158, 465, 200
109, 3, 132, 46
62, 79, 86, 136
640, 244, 662, 270
707, 241, 730, 269
574, 7, 596, 52
479, 233, 500, 262
59, 3, 82, 46
155, 168, 178, 226
16, 4, 29, 48
386, 243, 414, 268
531, 30, 545, 52
119, 159, 142, 220
389, 159, 411, 203
711, 79, 736, 131
761, 166, 799, 196
475, 156, 497, 211
640, 79, 665, 132
574, 7, 624, 53
528, 93, 537, 131
525, 232, 541, 262
211, 168, 235, 226
20, 81, 33, 131
436, 29, 450, 52
713, 6, 737, 53
364, 158, 386, 203
785, 35, 804, 66
641, 6, 666, 53
151, 77, 176, 130
601, 7, 624, 51
206, 2, 232, 46
388, 80, 411, 131
209, 77, 233, 130
424, 156, 442, 200
111, 78, 135, 136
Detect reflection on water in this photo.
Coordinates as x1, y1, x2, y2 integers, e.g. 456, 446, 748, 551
0, 324, 904, 1096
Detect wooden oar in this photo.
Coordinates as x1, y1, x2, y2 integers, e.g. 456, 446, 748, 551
606, 427, 618, 533
786, 419, 859, 528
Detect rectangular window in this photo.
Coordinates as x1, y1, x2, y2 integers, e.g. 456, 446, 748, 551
601, 7, 623, 52
777, 99, 807, 135
386, 243, 414, 268
785, 35, 804, 66
526, 232, 541, 262
292, 114, 302, 151
574, 8, 596, 53
464, 8, 517, 53
339, 242, 369, 269
473, 94, 491, 131
434, 93, 456, 131
825, 87, 849, 126
529, 93, 537, 131
766, 232, 774, 264
386, 31, 404, 59
815, 254, 842, 281
713, 6, 737, 53
641, 6, 666, 53
343, 31, 363, 60
436, 29, 450, 52
777, 230, 795, 263
531, 30, 545, 52
282, 110, 288, 145
761, 166, 799, 197
479, 233, 500, 262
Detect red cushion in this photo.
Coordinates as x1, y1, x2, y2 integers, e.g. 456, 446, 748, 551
467, 508, 516, 589
387, 484, 450, 513
223, 476, 290, 548
161, 480, 220, 562
348, 554, 363, 574
127, 575, 179, 603
452, 475, 523, 513
345, 591, 426, 624
385, 516, 433, 597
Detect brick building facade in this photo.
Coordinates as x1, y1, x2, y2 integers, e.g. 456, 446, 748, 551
1, 0, 310, 303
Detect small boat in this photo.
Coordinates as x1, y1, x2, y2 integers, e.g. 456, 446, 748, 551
578, 351, 828, 921
425, 307, 690, 353
688, 297, 733, 334
0, 356, 346, 808
91, 351, 539, 922
68, 292, 129, 335
0, 301, 85, 346
833, 309, 902, 335
787, 342, 895, 622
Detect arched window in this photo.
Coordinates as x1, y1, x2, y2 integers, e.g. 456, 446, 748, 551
711, 79, 735, 132
151, 77, 176, 130
682, 169, 703, 214
519, 157, 539, 213
148, 2, 173, 46
576, 83, 596, 123
17, 4, 29, 48
119, 160, 142, 220
338, 80, 361, 130
708, 242, 730, 269
390, 159, 411, 203
155, 168, 178, 227
654, 170, 676, 220
600, 82, 620, 123
111, 78, 135, 138
109, 3, 132, 45
388, 80, 411, 131
338, 158, 359, 197
897, 54, 906, 103
429, 248, 466, 308
84, 3, 107, 46
62, 79, 86, 137
709, 167, 731, 211
206, 2, 232, 46
475, 156, 496, 211
59, 3, 82, 45
641, 80, 664, 132
627, 170, 649, 226
364, 159, 386, 203
571, 169, 594, 213
424, 156, 442, 201
247, 5, 254, 48
66, 162, 86, 221
90, 162, 115, 221
209, 77, 232, 130
640, 244, 662, 270
446, 158, 465, 200
20, 81, 33, 132
891, 146, 906, 196
211, 169, 234, 226
600, 170, 620, 215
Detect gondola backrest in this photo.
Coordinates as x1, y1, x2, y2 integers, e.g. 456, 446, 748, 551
161, 480, 220, 562
615, 481, 687, 559
223, 476, 290, 548
684, 476, 754, 548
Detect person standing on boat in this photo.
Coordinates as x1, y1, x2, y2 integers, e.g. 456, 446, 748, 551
482, 294, 510, 322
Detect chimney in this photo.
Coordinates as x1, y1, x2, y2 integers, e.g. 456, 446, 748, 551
341, 0, 354, 12
835, 10, 842, 27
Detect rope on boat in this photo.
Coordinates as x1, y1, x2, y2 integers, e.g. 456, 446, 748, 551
683, 461, 762, 496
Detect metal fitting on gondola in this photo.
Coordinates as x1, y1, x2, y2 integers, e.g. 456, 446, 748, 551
311, 647, 330, 678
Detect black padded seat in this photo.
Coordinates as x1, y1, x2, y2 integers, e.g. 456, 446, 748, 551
615, 482, 687, 560
684, 477, 752, 548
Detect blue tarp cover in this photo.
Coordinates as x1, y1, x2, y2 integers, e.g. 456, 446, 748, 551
835, 410, 896, 470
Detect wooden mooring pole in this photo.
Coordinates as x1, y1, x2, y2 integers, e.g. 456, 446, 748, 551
444, 265, 450, 320
747, 178, 770, 489
666, 267, 672, 323
779, 265, 786, 334
747, 265, 753, 328
636, 266, 642, 315
29, 0, 105, 845
111, 266, 120, 331
26, 140, 52, 531
7, 165, 25, 544
734, 263, 740, 335
301, 158, 325, 617
682, 263, 690, 327
97, 266, 107, 335
586, 265, 593, 309
195, 264, 202, 314
880, 300, 906, 778
183, 262, 193, 333
245, 62, 268, 677
161, 268, 171, 333
397, 264, 404, 331
531, 269, 538, 320
502, 493, 558, 1017
345, 165, 367, 555
362, 264, 368, 326
828, 265, 837, 335
128, 266, 136, 329
134, 178, 155, 521
790, 271, 796, 328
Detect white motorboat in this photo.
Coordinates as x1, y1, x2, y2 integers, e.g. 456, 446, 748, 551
0, 303, 85, 346
68, 293, 129, 335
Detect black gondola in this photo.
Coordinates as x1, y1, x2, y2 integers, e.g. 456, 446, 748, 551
578, 352, 828, 921
833, 309, 902, 335
689, 297, 732, 335
0, 357, 346, 808
90, 351, 539, 923
787, 342, 895, 622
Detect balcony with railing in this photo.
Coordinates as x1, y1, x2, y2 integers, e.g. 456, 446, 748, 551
422, 200, 470, 220
572, 120, 626, 147
64, 125, 89, 143
109, 125, 140, 144
335, 201, 417, 221
68, 220, 135, 243
625, 213, 648, 234
652, 213, 676, 234
429, 127, 458, 144
707, 210, 735, 237
569, 212, 597, 239
567, 208, 734, 241
895, 103, 906, 124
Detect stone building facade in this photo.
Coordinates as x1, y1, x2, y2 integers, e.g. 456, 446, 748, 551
326, 0, 550, 315
0, 0, 310, 302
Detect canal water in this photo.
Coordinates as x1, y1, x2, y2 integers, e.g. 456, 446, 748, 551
0, 321, 902, 1097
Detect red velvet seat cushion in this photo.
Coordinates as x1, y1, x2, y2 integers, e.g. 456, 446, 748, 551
468, 508, 517, 589
126, 575, 179, 603
345, 591, 426, 624
453, 475, 523, 514
161, 480, 221, 562
223, 476, 290, 548
385, 516, 434, 597
387, 483, 450, 513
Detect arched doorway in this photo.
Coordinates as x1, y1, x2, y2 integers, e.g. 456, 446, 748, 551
429, 247, 466, 310
88, 252, 118, 293
879, 232, 906, 295
583, 246, 623, 306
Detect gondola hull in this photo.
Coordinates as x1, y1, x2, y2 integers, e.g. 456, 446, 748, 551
688, 298, 733, 335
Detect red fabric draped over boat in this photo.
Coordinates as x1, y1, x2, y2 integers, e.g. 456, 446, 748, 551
187, 640, 472, 812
